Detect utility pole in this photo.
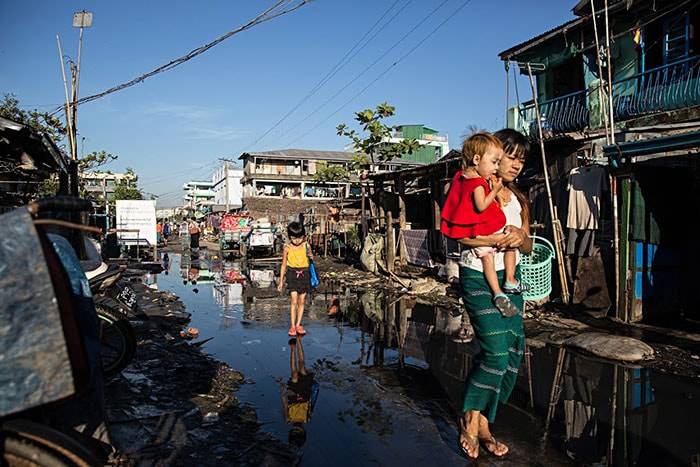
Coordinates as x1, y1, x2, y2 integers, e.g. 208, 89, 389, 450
224, 160, 230, 212
71, 10, 93, 161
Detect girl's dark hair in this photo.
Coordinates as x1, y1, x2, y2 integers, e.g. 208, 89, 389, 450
493, 128, 531, 222
287, 221, 305, 238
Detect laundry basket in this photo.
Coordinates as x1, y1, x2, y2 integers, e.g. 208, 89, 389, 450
520, 235, 555, 301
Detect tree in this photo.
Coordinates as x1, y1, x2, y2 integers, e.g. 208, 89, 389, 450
112, 168, 143, 200
78, 150, 118, 172
336, 102, 420, 170
0, 94, 66, 142
312, 162, 349, 182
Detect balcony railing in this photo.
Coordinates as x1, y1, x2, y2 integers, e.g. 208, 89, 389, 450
516, 55, 700, 136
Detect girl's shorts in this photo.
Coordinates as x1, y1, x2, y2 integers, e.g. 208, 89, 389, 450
286, 267, 311, 293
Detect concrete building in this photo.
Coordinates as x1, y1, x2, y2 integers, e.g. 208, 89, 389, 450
83, 171, 136, 199
211, 162, 243, 209
239, 148, 421, 201
182, 180, 215, 210
387, 124, 449, 163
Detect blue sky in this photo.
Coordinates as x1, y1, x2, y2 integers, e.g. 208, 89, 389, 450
1, 0, 573, 206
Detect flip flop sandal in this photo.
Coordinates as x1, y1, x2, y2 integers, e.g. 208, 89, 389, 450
458, 419, 479, 459
494, 295, 519, 317
480, 435, 509, 457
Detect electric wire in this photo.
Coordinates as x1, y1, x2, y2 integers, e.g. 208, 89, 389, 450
50, 0, 312, 115
285, 0, 473, 147
275, 0, 450, 145
241, 0, 407, 151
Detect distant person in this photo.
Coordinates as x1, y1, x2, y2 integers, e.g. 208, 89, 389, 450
156, 219, 163, 244
277, 221, 312, 336
163, 219, 171, 244
280, 336, 318, 449
188, 217, 201, 250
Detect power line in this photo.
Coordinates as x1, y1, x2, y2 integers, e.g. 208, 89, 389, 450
51, 0, 312, 115
286, 0, 473, 147
277, 0, 448, 146
241, 0, 407, 151
139, 160, 219, 185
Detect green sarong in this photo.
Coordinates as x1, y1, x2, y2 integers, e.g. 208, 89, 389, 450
459, 266, 525, 423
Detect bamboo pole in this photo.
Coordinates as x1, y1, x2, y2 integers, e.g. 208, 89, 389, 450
608, 364, 619, 466
590, 0, 611, 143
56, 35, 76, 160
604, 0, 615, 146
544, 347, 567, 437
525, 63, 570, 304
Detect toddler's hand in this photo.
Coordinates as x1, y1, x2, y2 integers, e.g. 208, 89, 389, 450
490, 175, 504, 191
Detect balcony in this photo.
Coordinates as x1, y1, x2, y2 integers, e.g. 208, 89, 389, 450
515, 56, 700, 137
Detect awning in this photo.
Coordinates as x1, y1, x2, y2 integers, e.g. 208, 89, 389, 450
603, 130, 700, 164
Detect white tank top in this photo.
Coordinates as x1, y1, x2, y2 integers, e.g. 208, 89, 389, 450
459, 193, 523, 272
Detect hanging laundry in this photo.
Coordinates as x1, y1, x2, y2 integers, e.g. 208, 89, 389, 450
566, 165, 607, 230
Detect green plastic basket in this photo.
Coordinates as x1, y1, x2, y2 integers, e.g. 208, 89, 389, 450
520, 235, 555, 301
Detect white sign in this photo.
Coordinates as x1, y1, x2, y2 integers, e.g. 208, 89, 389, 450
116, 200, 156, 246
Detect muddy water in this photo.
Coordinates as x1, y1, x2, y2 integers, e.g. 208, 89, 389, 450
156, 253, 699, 466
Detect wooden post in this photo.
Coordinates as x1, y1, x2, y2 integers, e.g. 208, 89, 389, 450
430, 177, 442, 253
396, 176, 407, 266
361, 183, 367, 238
386, 210, 395, 273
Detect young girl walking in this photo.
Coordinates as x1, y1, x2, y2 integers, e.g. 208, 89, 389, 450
278, 221, 312, 336
441, 132, 528, 316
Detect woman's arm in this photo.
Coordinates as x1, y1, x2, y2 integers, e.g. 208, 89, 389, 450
457, 233, 507, 248
495, 222, 532, 254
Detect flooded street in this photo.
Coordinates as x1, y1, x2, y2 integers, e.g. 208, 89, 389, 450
155, 252, 699, 466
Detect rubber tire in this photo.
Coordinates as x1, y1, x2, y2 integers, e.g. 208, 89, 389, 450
1, 420, 100, 467
96, 305, 136, 377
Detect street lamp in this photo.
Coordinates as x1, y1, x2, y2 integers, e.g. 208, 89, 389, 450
71, 10, 92, 161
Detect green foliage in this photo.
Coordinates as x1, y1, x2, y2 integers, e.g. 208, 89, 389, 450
112, 167, 142, 200
0, 94, 66, 142
346, 224, 361, 250
78, 150, 118, 172
336, 102, 420, 168
312, 162, 349, 182
36, 177, 59, 198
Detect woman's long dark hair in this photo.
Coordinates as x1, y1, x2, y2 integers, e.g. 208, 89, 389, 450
493, 129, 530, 224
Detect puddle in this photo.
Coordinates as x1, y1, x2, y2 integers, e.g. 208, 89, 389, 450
155, 253, 700, 466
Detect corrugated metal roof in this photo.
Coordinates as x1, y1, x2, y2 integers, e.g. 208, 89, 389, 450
240, 149, 353, 161
239, 148, 422, 165
498, 16, 586, 60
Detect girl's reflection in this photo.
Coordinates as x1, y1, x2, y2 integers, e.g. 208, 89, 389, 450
280, 336, 319, 448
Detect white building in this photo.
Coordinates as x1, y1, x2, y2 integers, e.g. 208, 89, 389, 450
212, 163, 243, 209
182, 180, 215, 210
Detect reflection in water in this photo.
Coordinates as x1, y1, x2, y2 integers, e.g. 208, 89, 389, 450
158, 253, 699, 466
281, 336, 319, 448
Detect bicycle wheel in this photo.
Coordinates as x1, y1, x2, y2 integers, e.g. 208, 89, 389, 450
1, 419, 100, 467
96, 305, 136, 377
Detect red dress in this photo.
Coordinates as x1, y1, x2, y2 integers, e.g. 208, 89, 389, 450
440, 171, 506, 239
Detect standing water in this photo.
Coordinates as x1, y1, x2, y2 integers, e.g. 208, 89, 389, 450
155, 252, 699, 466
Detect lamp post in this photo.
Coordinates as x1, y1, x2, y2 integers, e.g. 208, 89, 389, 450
71, 10, 92, 161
